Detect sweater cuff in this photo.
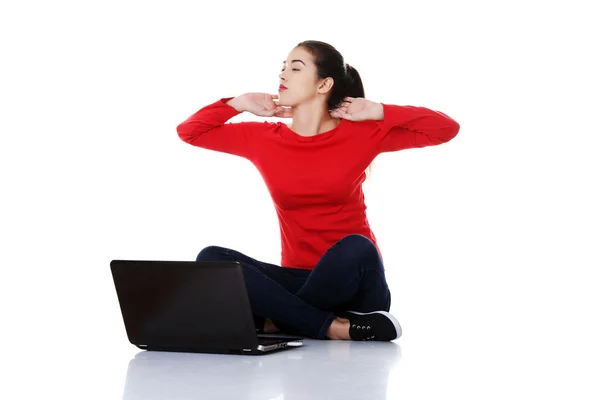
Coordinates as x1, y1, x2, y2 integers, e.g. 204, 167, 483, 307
375, 103, 394, 130
218, 97, 242, 115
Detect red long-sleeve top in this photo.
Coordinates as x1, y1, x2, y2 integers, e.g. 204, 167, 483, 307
177, 97, 459, 270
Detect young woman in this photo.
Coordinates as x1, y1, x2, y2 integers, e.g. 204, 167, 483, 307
177, 40, 460, 341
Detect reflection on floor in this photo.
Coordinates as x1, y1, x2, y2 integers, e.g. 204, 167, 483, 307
122, 339, 402, 399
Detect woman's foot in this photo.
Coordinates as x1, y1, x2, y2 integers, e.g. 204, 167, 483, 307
327, 311, 402, 341
264, 318, 280, 334
346, 311, 402, 341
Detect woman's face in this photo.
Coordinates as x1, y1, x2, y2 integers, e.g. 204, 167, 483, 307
278, 47, 332, 107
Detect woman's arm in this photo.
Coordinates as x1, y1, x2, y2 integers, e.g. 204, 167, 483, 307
176, 97, 269, 159
330, 97, 460, 153
375, 103, 460, 153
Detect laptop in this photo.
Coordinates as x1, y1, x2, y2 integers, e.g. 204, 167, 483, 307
110, 259, 304, 355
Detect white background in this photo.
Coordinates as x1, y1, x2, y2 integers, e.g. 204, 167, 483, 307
1, 0, 599, 398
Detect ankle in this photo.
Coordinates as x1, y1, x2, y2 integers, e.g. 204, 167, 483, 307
326, 318, 351, 340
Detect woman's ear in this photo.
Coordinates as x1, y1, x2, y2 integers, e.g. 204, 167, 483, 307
318, 77, 334, 94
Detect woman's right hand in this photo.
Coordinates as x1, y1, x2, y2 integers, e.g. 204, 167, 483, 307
227, 93, 292, 118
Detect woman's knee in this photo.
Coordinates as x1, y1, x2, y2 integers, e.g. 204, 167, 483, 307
339, 234, 380, 260
195, 245, 231, 262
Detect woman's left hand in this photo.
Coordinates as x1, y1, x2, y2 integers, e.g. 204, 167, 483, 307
330, 97, 384, 121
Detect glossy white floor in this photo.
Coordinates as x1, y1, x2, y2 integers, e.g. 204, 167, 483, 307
121, 340, 402, 399
6, 271, 599, 400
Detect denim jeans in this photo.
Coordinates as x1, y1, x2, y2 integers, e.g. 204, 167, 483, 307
195, 234, 391, 339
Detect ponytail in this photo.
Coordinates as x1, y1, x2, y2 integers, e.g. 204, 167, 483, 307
342, 63, 365, 100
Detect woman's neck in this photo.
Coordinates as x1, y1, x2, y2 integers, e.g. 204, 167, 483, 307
288, 101, 339, 137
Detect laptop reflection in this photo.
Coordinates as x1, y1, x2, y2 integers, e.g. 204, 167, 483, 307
122, 340, 402, 399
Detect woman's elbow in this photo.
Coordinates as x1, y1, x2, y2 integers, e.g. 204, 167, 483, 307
440, 120, 460, 143
176, 122, 193, 143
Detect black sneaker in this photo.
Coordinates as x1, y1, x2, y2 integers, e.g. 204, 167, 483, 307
345, 311, 402, 341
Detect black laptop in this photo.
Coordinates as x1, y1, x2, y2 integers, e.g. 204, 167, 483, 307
110, 260, 304, 355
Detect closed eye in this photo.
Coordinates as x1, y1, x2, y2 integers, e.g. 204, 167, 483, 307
281, 68, 300, 72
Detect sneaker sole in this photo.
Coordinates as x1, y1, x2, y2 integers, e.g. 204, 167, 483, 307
347, 310, 402, 339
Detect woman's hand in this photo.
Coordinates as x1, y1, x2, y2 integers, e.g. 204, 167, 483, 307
228, 93, 293, 118
330, 97, 384, 121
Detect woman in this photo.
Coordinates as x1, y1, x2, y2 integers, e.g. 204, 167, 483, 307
176, 40, 460, 341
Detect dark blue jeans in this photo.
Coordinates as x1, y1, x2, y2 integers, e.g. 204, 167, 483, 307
195, 234, 391, 339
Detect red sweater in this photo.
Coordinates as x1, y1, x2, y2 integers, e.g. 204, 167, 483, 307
177, 98, 459, 270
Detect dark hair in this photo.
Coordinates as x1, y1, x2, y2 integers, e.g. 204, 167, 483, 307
296, 40, 365, 110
